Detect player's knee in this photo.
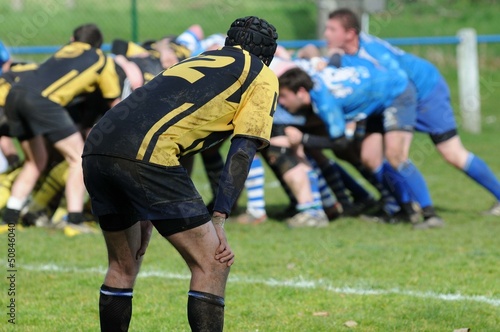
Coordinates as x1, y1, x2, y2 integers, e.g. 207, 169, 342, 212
436, 139, 469, 169
191, 259, 230, 282
261, 146, 300, 176
360, 152, 382, 172
440, 149, 468, 169
385, 149, 407, 169
282, 163, 309, 182
34, 155, 49, 172
108, 260, 141, 282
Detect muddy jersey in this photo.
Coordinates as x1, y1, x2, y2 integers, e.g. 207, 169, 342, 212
83, 46, 278, 167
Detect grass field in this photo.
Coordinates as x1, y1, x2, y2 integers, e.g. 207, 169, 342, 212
2, 0, 500, 331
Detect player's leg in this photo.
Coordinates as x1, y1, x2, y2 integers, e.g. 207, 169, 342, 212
83, 155, 154, 331
359, 131, 412, 221
308, 149, 353, 212
165, 222, 229, 332
384, 130, 442, 227
306, 155, 341, 220
274, 144, 327, 227
417, 76, 500, 216
53, 132, 87, 225
99, 221, 146, 332
0, 167, 21, 211
310, 148, 375, 216
260, 141, 298, 217
22, 160, 69, 227
435, 134, 500, 214
2, 136, 48, 227
384, 82, 444, 227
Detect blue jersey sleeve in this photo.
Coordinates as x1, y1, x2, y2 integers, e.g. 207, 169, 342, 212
310, 75, 345, 139
359, 33, 439, 100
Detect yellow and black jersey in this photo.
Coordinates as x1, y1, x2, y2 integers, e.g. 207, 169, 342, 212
128, 56, 163, 84
111, 39, 160, 59
84, 46, 278, 167
15, 42, 121, 106
0, 63, 38, 107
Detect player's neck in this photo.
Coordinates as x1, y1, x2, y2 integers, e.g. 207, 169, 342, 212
344, 38, 359, 55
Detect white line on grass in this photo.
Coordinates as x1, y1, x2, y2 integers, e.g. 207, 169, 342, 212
23, 264, 500, 307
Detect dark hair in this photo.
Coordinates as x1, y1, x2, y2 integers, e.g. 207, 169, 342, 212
278, 67, 314, 92
328, 8, 361, 35
225, 16, 278, 66
73, 23, 103, 48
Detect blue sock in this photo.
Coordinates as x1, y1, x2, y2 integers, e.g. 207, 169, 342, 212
308, 158, 336, 208
317, 172, 337, 208
333, 163, 372, 201
376, 162, 411, 204
293, 170, 323, 217
463, 153, 500, 201
394, 160, 433, 208
307, 170, 323, 211
245, 156, 266, 218
359, 167, 400, 215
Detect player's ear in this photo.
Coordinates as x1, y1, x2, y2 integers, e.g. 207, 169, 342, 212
297, 86, 309, 100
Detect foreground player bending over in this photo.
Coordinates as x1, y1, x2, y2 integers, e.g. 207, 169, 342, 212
82, 16, 278, 331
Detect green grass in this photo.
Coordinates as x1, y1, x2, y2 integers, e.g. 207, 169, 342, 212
2, 0, 500, 331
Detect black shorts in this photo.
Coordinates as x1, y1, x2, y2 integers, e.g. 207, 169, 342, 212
5, 87, 77, 142
0, 107, 10, 137
82, 155, 210, 236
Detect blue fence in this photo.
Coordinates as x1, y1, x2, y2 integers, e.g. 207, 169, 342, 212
278, 34, 500, 49
7, 34, 500, 55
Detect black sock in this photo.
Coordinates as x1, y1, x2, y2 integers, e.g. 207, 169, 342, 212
99, 284, 133, 332
422, 205, 437, 219
68, 212, 85, 224
187, 290, 225, 332
401, 202, 417, 216
3, 208, 20, 225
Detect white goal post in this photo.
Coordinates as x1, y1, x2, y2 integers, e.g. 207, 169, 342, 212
457, 28, 481, 134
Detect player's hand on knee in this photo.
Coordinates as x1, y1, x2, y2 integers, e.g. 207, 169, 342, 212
284, 126, 304, 147
212, 216, 235, 267
136, 220, 153, 260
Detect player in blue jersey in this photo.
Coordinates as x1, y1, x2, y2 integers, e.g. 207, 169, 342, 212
278, 61, 443, 228
233, 56, 335, 227
325, 8, 500, 225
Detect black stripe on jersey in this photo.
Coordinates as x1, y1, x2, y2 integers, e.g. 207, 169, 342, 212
96, 55, 107, 75
140, 51, 247, 162
226, 55, 263, 104
270, 92, 277, 117
180, 130, 233, 158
